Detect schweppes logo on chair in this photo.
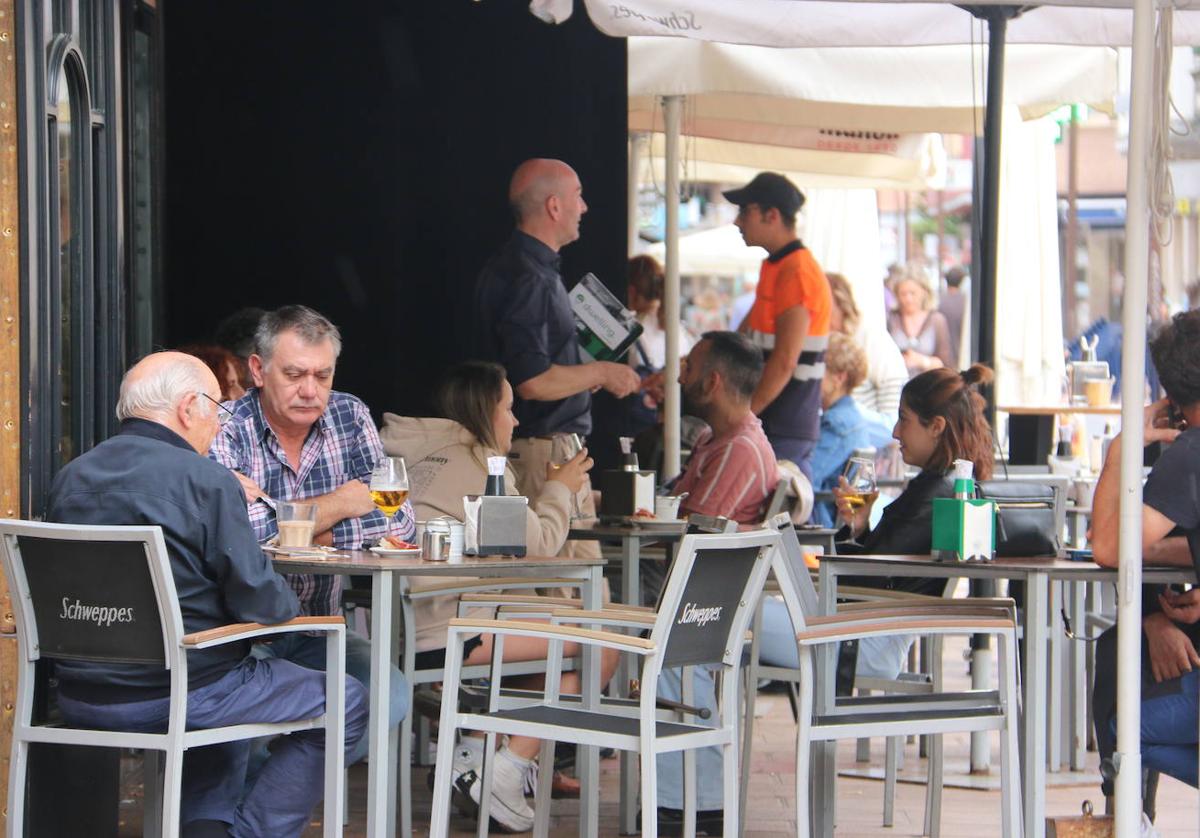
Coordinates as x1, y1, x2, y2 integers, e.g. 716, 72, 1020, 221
676, 602, 723, 628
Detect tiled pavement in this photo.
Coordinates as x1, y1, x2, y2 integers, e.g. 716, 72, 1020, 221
117, 634, 1199, 836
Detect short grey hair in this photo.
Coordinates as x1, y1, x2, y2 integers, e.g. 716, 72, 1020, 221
254, 305, 343, 367
116, 355, 213, 422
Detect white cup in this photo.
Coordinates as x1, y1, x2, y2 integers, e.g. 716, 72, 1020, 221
654, 496, 683, 520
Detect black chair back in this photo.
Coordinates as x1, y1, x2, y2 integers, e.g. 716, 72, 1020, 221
16, 535, 168, 665
662, 544, 763, 669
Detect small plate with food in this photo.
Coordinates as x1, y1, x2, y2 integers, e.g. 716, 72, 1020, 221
369, 535, 423, 557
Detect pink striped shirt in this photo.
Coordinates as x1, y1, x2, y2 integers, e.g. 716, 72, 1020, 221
675, 413, 779, 524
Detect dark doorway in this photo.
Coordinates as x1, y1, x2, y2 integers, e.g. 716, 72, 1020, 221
162, 1, 628, 419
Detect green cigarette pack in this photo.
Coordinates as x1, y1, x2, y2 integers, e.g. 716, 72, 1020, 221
931, 497, 996, 562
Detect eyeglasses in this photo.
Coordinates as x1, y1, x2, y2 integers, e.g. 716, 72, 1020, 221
199, 392, 236, 426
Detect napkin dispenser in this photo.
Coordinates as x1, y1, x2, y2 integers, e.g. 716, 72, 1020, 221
1067, 335, 1109, 405
598, 469, 656, 518
463, 495, 528, 556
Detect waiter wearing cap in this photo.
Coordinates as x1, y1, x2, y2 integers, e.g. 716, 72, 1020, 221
723, 172, 832, 479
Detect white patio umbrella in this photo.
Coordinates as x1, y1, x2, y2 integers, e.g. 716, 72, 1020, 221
531, 1, 1198, 835
625, 35, 1117, 477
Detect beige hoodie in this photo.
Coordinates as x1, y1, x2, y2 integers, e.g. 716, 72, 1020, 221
378, 415, 573, 652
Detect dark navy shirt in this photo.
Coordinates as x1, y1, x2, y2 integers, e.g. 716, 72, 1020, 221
46, 419, 299, 700
1143, 426, 1200, 575
473, 230, 591, 437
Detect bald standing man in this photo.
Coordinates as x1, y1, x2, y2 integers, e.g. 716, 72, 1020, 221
45, 351, 367, 837
472, 159, 639, 547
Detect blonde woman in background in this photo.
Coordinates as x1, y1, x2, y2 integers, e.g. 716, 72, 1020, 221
826, 272, 907, 423
887, 269, 954, 377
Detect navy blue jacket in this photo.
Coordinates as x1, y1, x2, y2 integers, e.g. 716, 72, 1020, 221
46, 419, 299, 700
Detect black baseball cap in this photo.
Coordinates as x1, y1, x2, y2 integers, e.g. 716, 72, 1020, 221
722, 172, 804, 215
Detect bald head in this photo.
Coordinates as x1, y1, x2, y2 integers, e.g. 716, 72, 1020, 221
508, 159, 587, 250
118, 352, 223, 452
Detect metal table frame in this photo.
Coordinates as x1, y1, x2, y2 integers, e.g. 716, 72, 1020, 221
815, 554, 1193, 838
272, 551, 605, 838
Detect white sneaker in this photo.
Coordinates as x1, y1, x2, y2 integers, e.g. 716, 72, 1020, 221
451, 743, 536, 833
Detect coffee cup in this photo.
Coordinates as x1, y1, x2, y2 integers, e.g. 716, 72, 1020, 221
277, 501, 317, 548
1085, 377, 1115, 407
654, 495, 683, 520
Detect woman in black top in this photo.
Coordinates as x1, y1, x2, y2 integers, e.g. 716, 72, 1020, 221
833, 363, 995, 596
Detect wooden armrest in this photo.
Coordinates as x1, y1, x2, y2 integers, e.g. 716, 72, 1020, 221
461, 594, 583, 609
448, 617, 656, 652
551, 608, 657, 628
835, 586, 943, 603
812, 605, 1014, 626
796, 616, 1014, 646
838, 596, 1015, 612
409, 577, 580, 597
183, 615, 345, 648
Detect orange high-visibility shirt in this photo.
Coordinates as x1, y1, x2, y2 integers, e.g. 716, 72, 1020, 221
744, 241, 831, 440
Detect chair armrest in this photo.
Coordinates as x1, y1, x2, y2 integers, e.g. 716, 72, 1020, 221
796, 614, 1014, 647
835, 586, 944, 603
837, 596, 1015, 612
182, 616, 345, 649
551, 609, 657, 629
409, 577, 580, 599
461, 593, 584, 611
810, 604, 1014, 627
448, 617, 656, 653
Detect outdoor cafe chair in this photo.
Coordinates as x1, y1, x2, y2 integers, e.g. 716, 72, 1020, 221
427, 528, 780, 838
0, 519, 347, 838
760, 519, 1024, 838
396, 575, 585, 837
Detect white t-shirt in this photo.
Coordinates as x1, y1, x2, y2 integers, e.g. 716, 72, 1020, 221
633, 311, 697, 370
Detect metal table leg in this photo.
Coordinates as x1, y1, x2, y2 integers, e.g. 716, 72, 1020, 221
1048, 580, 1063, 772
1023, 571, 1049, 838
578, 566, 603, 838
619, 537, 640, 835
1069, 579, 1088, 770
367, 569, 399, 838
813, 562, 838, 838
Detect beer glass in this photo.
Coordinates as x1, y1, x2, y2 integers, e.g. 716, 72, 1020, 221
841, 457, 878, 511
370, 457, 409, 516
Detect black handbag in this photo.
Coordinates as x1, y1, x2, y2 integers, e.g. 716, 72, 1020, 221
976, 480, 1061, 557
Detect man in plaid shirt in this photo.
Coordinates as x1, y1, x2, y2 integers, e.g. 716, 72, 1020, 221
210, 305, 412, 763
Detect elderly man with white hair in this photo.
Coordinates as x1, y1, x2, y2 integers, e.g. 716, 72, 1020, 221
44, 351, 368, 838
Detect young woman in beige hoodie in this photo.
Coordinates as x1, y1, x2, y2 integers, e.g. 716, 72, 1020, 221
379, 361, 618, 829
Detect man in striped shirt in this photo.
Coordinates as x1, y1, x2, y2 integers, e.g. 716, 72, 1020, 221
674, 331, 779, 525
725, 172, 832, 479
651, 330, 779, 835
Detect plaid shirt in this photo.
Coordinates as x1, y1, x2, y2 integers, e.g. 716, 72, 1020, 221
210, 388, 416, 616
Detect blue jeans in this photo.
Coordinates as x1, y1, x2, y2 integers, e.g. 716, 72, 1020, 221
251, 629, 409, 765
758, 596, 912, 680
655, 665, 723, 810
1116, 669, 1200, 787
58, 657, 368, 837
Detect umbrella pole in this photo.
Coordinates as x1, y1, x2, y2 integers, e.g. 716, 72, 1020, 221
663, 95, 682, 479
968, 3, 1021, 776
629, 132, 645, 258
1114, 0, 1154, 834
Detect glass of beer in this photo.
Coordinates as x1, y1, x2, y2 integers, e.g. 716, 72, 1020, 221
842, 456, 878, 511
370, 457, 410, 516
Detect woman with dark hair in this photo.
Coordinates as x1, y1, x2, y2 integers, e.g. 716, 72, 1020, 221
834, 363, 995, 573
378, 361, 617, 831
758, 364, 995, 682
